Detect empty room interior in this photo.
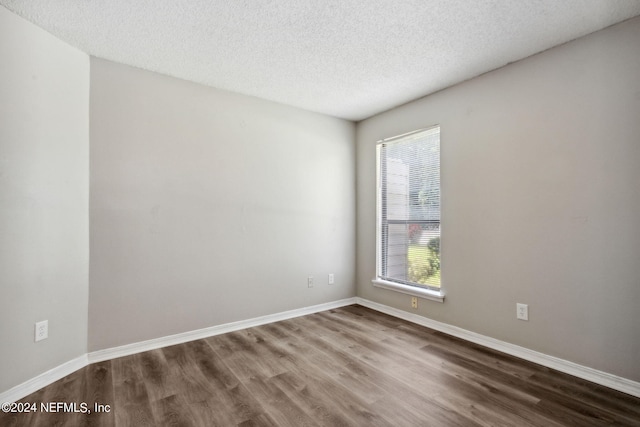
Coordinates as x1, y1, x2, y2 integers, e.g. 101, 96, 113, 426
1, 1, 640, 425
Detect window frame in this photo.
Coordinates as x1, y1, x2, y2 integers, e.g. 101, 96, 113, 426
373, 126, 444, 303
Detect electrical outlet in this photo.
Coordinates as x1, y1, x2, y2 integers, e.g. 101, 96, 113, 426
307, 276, 314, 288
517, 303, 529, 321
328, 273, 335, 285
35, 320, 48, 342
411, 297, 418, 309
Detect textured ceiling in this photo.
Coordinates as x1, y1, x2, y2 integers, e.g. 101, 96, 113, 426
2, 1, 640, 121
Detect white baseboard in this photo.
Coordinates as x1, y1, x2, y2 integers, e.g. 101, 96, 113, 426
0, 354, 88, 405
5, 296, 638, 403
355, 297, 640, 399
88, 297, 358, 363
1, 298, 357, 403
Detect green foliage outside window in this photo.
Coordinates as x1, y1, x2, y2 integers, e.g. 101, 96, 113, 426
407, 237, 440, 288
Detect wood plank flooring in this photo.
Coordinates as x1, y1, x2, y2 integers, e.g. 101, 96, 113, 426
2, 305, 639, 426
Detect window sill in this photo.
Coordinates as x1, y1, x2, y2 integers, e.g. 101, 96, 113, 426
372, 279, 445, 303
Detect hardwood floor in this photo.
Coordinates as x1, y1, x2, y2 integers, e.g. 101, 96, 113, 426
2, 305, 639, 426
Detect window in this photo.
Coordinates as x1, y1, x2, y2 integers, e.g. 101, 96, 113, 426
373, 126, 443, 302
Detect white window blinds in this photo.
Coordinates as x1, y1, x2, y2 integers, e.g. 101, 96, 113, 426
377, 126, 441, 290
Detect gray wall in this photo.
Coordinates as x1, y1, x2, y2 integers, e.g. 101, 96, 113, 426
89, 58, 356, 351
357, 17, 640, 381
0, 7, 89, 392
